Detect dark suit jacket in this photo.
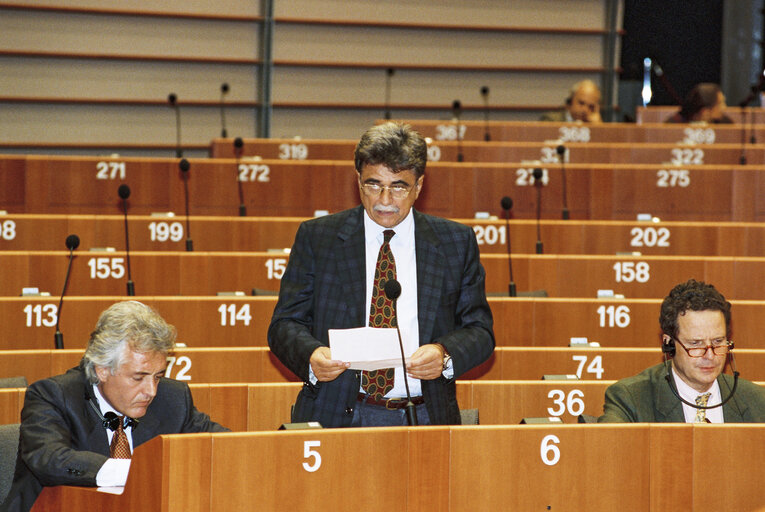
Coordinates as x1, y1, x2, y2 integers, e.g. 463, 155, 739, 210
598, 363, 765, 423
268, 206, 495, 427
0, 366, 227, 512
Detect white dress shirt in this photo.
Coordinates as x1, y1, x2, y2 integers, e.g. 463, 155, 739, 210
363, 209, 422, 398
93, 384, 132, 486
672, 368, 724, 423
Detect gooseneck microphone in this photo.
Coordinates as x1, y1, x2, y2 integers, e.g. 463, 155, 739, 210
54, 234, 80, 349
234, 137, 246, 216
480, 86, 490, 141
384, 68, 395, 120
663, 354, 739, 411
557, 144, 569, 220
452, 100, 464, 162
118, 185, 135, 296
533, 168, 544, 254
383, 278, 418, 426
168, 93, 182, 158
179, 158, 193, 251
220, 83, 229, 138
500, 196, 517, 297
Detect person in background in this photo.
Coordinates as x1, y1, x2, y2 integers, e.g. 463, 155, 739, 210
540, 79, 603, 123
664, 83, 733, 124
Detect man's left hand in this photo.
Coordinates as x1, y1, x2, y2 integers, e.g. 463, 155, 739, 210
406, 344, 444, 380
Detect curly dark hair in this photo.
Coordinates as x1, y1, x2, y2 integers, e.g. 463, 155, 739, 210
659, 279, 731, 339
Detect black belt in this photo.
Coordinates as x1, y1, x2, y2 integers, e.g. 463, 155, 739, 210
357, 393, 425, 410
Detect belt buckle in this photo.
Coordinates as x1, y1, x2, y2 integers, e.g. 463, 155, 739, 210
385, 398, 402, 410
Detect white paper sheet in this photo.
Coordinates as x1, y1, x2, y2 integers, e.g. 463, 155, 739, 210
328, 326, 410, 371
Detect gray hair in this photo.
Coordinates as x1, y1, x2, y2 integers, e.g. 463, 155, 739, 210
80, 301, 176, 384
354, 122, 427, 178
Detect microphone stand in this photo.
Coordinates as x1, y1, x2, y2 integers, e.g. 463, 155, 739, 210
384, 68, 394, 120
179, 159, 193, 251
234, 137, 246, 216
557, 145, 569, 220
168, 93, 182, 158
533, 168, 544, 254
118, 185, 135, 296
220, 83, 229, 138
480, 86, 490, 141
501, 197, 516, 297
452, 100, 463, 162
385, 280, 417, 426
54, 234, 80, 349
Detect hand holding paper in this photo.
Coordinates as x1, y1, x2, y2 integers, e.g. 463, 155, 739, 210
329, 326, 412, 371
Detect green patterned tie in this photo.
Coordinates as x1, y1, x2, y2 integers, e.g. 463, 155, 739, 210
694, 393, 711, 423
361, 230, 397, 400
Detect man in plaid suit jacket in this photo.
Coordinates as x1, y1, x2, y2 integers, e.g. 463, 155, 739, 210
268, 122, 495, 427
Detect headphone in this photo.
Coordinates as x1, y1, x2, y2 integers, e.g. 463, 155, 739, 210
661, 334, 739, 410
661, 335, 675, 357
87, 393, 139, 431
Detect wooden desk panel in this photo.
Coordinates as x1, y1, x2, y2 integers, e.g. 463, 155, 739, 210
6, 155, 765, 221
209, 136, 760, 166
5, 347, 764, 387
8, 251, 765, 299
38, 425, 761, 512
4, 297, 765, 351
381, 119, 765, 144
8, 215, 765, 258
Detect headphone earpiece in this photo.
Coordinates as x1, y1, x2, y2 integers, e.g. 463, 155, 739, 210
565, 94, 573, 106
662, 336, 675, 357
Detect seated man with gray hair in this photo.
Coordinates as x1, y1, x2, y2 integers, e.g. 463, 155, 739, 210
1, 301, 227, 512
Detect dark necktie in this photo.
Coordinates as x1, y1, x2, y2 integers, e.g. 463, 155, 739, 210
109, 417, 132, 459
361, 229, 397, 400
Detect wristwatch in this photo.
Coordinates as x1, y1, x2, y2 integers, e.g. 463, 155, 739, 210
436, 343, 451, 371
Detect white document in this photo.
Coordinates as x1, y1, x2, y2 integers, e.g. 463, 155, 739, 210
329, 326, 409, 371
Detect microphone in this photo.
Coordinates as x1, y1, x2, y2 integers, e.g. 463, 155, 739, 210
54, 234, 80, 349
480, 86, 490, 141
168, 93, 182, 158
118, 185, 135, 296
234, 137, 246, 216
500, 196, 517, 297
383, 278, 417, 426
179, 158, 193, 251
384, 68, 395, 120
220, 83, 229, 138
532, 168, 544, 254
87, 395, 139, 431
557, 144, 569, 220
452, 100, 463, 162
663, 353, 739, 411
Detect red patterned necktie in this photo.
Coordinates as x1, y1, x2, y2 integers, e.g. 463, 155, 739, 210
109, 417, 132, 459
361, 229, 397, 400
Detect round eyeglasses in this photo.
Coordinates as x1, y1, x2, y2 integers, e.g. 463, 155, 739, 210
360, 183, 411, 200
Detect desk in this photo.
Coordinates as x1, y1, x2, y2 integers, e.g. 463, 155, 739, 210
377, 118, 765, 144
7, 251, 765, 298
3, 297, 765, 351
31, 425, 765, 511
8, 215, 765, 257
5, 155, 765, 221
2, 347, 763, 385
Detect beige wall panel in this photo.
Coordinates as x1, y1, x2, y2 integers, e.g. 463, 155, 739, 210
0, 58, 259, 101
272, 66, 595, 106
0, 105, 258, 145
273, 25, 603, 68
275, 0, 607, 29
0, 11, 259, 58
4, 0, 263, 16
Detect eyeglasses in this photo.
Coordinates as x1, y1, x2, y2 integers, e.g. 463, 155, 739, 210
673, 337, 732, 358
360, 183, 411, 200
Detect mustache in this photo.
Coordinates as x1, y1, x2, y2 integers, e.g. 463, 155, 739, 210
374, 204, 399, 213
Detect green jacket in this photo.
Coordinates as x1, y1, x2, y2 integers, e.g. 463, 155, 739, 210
598, 363, 765, 423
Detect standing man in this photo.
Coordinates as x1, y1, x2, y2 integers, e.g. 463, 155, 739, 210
268, 122, 495, 427
1, 301, 227, 512
598, 279, 765, 423
540, 79, 603, 123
